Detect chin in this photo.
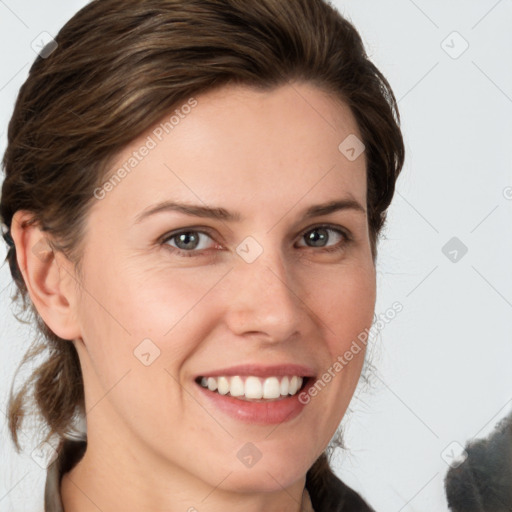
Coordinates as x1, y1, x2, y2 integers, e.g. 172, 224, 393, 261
216, 453, 310, 493
221, 467, 305, 493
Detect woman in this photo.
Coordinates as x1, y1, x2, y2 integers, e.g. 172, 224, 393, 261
1, 0, 405, 510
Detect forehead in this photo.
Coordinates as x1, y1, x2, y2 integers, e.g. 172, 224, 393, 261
93, 82, 367, 224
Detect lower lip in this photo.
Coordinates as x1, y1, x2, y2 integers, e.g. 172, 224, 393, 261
196, 378, 314, 425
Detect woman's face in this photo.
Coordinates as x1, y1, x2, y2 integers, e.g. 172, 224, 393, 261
69, 82, 375, 494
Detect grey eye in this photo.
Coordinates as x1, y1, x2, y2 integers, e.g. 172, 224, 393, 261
299, 227, 345, 248
164, 231, 214, 252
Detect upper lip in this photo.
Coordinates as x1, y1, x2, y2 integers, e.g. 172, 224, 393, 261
196, 364, 316, 379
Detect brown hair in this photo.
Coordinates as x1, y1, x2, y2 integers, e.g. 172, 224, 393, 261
0, 0, 404, 497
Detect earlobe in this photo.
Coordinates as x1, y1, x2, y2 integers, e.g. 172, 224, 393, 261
10, 210, 82, 341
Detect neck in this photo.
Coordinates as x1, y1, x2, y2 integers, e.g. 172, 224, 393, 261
60, 424, 308, 512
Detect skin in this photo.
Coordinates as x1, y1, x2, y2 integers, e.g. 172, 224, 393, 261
11, 81, 376, 512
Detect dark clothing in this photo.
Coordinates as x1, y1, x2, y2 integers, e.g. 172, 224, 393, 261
45, 439, 375, 511
444, 412, 512, 512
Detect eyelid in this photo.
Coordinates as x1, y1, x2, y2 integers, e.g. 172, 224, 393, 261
297, 223, 352, 243
159, 223, 352, 255
158, 226, 220, 251
160, 223, 351, 241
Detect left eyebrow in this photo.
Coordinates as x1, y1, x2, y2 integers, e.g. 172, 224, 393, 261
134, 197, 366, 224
303, 198, 366, 218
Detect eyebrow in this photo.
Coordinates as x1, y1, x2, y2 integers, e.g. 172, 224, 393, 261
134, 197, 366, 224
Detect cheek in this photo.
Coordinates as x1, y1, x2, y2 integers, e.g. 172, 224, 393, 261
73, 258, 204, 437
308, 262, 376, 352
305, 263, 376, 409
75, 253, 225, 375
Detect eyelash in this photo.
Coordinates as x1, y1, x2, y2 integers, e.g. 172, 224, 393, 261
159, 224, 352, 258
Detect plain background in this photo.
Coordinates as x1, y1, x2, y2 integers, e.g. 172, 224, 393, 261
1, 1, 511, 511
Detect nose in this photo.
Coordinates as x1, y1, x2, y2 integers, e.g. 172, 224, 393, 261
224, 244, 303, 344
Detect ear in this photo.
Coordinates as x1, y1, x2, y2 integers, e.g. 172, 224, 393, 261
10, 210, 82, 341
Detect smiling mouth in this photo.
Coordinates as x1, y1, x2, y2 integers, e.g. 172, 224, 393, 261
194, 375, 311, 402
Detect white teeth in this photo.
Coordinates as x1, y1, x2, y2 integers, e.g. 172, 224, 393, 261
289, 376, 300, 395
207, 377, 217, 391
217, 376, 230, 395
198, 375, 305, 400
263, 377, 281, 399
280, 376, 289, 396
245, 376, 263, 399
229, 376, 244, 397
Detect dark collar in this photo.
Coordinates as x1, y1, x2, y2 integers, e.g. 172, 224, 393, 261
44, 438, 86, 512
